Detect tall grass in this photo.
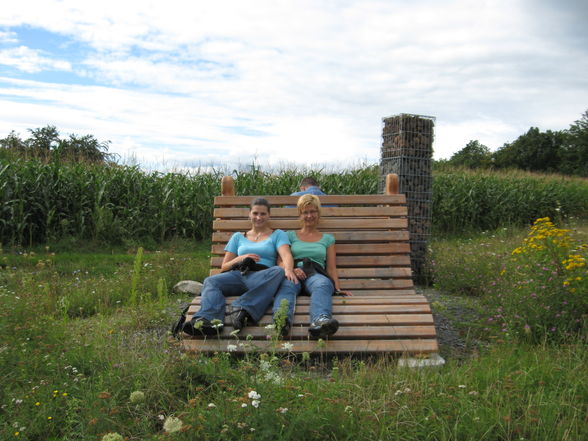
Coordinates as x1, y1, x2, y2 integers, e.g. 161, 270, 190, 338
1, 241, 586, 440
1, 159, 586, 247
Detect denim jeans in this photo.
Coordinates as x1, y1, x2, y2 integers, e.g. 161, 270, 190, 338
194, 266, 285, 323
273, 273, 334, 323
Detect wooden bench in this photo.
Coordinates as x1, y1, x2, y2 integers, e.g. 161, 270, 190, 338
180, 174, 439, 356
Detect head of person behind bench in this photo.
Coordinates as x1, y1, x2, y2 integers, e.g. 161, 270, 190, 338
290, 176, 326, 196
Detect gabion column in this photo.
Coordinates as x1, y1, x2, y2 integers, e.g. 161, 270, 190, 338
379, 113, 435, 280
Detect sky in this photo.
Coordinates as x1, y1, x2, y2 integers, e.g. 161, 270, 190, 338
1, 0, 587, 171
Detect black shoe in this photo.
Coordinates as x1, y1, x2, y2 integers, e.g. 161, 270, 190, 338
232, 309, 251, 331
183, 317, 219, 336
308, 315, 339, 338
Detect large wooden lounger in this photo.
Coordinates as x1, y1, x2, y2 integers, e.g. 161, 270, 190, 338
180, 174, 439, 357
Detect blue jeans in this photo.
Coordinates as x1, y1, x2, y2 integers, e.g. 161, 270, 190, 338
273, 273, 334, 323
194, 266, 285, 323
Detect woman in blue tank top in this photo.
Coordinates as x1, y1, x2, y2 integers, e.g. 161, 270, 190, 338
183, 198, 297, 336
272, 194, 352, 338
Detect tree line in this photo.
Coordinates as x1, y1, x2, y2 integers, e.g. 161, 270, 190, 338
439, 109, 588, 177
0, 125, 116, 164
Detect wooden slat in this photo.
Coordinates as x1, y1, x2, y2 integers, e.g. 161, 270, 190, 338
340, 279, 414, 290
214, 206, 407, 218
213, 218, 407, 231
209, 267, 413, 278
213, 194, 407, 206
187, 304, 430, 315
190, 295, 430, 305
181, 339, 438, 354
185, 313, 434, 326
210, 255, 413, 268
212, 230, 410, 243
210, 242, 410, 256
180, 326, 437, 339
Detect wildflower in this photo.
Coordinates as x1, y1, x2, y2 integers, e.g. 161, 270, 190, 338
264, 324, 275, 330
281, 342, 294, 351
35, 402, 40, 406
251, 400, 260, 408
277, 407, 288, 414
458, 385, 466, 389
158, 414, 165, 420
163, 416, 183, 433
241, 403, 247, 408
248, 391, 261, 400
47, 417, 52, 420
101, 433, 124, 441
227, 344, 238, 352
129, 390, 145, 404
208, 403, 217, 408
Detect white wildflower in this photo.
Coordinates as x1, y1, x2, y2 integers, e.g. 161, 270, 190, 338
208, 402, 217, 408
241, 403, 248, 408
163, 416, 183, 433
227, 344, 238, 352
278, 407, 288, 414
129, 390, 145, 404
251, 400, 260, 408
101, 433, 124, 441
248, 391, 261, 400
281, 342, 294, 351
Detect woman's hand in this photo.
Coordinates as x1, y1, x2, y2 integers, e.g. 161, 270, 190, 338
293, 267, 306, 280
335, 289, 353, 296
240, 253, 260, 262
285, 268, 299, 283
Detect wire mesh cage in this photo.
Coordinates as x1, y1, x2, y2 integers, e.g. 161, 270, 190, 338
379, 113, 435, 280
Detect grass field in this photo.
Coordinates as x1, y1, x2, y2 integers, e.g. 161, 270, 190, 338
1, 218, 586, 440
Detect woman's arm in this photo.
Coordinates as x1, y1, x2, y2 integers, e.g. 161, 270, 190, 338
326, 244, 352, 296
220, 251, 260, 272
278, 244, 298, 283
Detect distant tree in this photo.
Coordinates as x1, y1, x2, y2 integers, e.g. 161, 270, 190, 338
0, 125, 116, 164
559, 109, 588, 177
493, 127, 565, 173
448, 140, 492, 169
55, 134, 113, 163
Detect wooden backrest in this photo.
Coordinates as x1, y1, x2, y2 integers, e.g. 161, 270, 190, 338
209, 174, 416, 296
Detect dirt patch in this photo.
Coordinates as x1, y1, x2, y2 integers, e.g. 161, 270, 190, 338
417, 287, 485, 361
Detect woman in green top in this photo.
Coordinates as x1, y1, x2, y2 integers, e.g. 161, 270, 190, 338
272, 194, 352, 338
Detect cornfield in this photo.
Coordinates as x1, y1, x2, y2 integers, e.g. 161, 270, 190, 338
0, 159, 586, 246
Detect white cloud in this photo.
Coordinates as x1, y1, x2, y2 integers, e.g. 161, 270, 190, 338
0, 46, 72, 73
0, 0, 587, 168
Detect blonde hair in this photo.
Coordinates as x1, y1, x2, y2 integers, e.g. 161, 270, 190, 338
297, 194, 321, 216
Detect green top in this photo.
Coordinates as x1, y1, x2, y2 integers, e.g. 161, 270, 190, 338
287, 230, 335, 269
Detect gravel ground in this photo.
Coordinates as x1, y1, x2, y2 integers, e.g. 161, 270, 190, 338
417, 286, 484, 360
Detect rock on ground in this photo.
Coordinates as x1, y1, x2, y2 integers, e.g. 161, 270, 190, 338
172, 280, 203, 295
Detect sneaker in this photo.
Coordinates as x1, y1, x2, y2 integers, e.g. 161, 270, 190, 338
231, 309, 251, 331
182, 317, 219, 336
308, 315, 339, 338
